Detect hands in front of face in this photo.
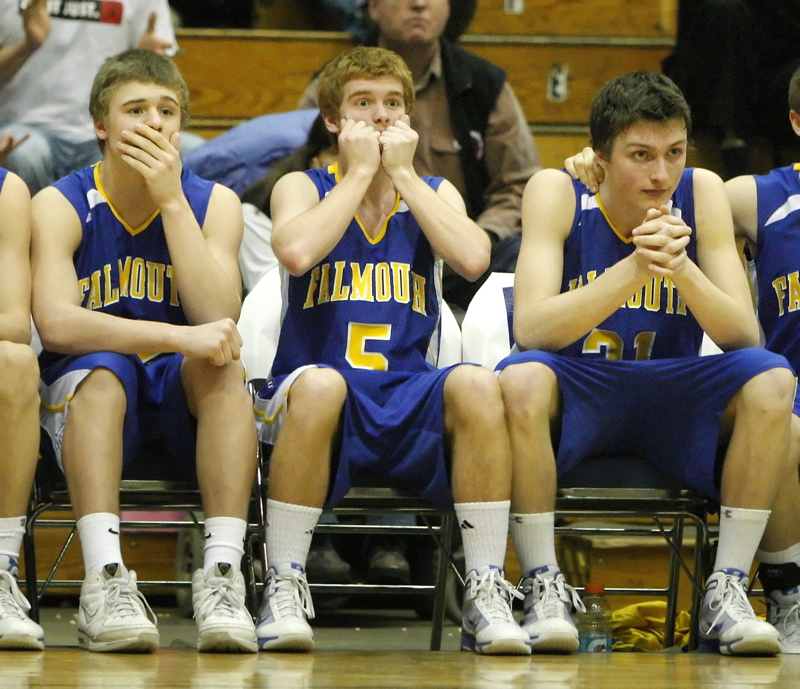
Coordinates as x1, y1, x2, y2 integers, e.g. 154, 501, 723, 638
118, 123, 182, 208
631, 205, 691, 279
337, 115, 417, 180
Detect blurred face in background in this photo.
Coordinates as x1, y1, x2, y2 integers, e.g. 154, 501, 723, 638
369, 0, 450, 48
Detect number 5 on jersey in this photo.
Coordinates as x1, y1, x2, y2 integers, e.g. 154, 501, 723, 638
346, 322, 393, 370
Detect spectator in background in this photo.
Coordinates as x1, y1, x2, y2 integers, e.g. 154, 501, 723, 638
239, 113, 336, 294
663, 0, 800, 179
0, 0, 202, 195
298, 0, 541, 315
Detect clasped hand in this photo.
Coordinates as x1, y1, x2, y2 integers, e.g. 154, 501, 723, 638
632, 206, 692, 278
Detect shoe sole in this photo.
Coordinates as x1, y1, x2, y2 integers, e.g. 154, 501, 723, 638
0, 634, 45, 651
699, 633, 782, 656
258, 633, 314, 652
723, 634, 782, 656
198, 630, 258, 653
461, 630, 532, 656
78, 630, 160, 653
529, 632, 579, 654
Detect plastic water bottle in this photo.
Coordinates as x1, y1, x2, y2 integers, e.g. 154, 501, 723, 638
577, 582, 613, 652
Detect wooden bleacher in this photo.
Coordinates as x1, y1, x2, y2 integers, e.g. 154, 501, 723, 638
174, 0, 677, 170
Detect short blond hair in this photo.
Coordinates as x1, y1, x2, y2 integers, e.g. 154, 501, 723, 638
317, 46, 415, 120
90, 49, 190, 128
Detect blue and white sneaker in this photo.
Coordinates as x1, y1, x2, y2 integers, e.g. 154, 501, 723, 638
699, 569, 781, 655
766, 586, 800, 654
0, 558, 44, 650
256, 563, 314, 652
461, 566, 531, 655
520, 566, 583, 652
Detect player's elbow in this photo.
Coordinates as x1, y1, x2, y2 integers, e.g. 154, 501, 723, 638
34, 308, 69, 353
461, 255, 490, 282
453, 244, 491, 282
277, 250, 313, 278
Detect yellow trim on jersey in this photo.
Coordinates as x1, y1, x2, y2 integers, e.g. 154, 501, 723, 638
93, 164, 160, 237
329, 162, 400, 245
596, 193, 633, 244
40, 394, 75, 413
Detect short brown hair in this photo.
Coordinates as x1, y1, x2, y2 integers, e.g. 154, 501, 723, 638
789, 65, 800, 115
590, 71, 691, 158
317, 46, 415, 120
89, 48, 190, 127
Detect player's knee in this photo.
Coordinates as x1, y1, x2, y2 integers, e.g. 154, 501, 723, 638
740, 366, 796, 416
497, 362, 558, 418
0, 341, 39, 401
288, 368, 347, 416
444, 364, 503, 420
70, 368, 127, 416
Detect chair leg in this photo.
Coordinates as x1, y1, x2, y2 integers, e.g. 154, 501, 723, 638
428, 513, 455, 651
663, 517, 685, 648
688, 512, 710, 651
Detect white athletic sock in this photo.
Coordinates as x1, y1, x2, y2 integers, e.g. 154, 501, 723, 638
266, 499, 322, 571
757, 541, 800, 567
76, 512, 123, 576
713, 505, 771, 575
0, 515, 26, 563
454, 500, 510, 574
202, 516, 247, 574
509, 512, 559, 576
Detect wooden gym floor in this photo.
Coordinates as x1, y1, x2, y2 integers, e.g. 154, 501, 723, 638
3, 647, 800, 688
2, 603, 799, 688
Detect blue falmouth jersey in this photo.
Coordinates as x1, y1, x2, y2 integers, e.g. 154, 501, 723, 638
754, 163, 800, 371
271, 163, 445, 377
558, 168, 703, 360
39, 163, 215, 367
0, 168, 7, 192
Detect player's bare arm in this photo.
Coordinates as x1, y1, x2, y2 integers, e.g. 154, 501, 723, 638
271, 118, 378, 276
118, 122, 243, 324
514, 169, 662, 352
382, 118, 489, 280
725, 174, 759, 246
0, 172, 32, 344
668, 168, 760, 350
0, 0, 49, 86
31, 187, 241, 365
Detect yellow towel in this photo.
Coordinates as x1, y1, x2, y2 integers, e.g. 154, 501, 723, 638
610, 601, 691, 651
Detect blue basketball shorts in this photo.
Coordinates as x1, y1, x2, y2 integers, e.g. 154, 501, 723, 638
39, 352, 196, 474
496, 348, 794, 500
255, 363, 471, 508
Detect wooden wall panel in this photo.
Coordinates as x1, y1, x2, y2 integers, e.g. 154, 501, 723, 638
467, 0, 678, 38
174, 30, 670, 126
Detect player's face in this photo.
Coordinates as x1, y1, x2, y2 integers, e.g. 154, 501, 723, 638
95, 80, 182, 154
600, 118, 687, 212
334, 77, 407, 131
369, 0, 449, 46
